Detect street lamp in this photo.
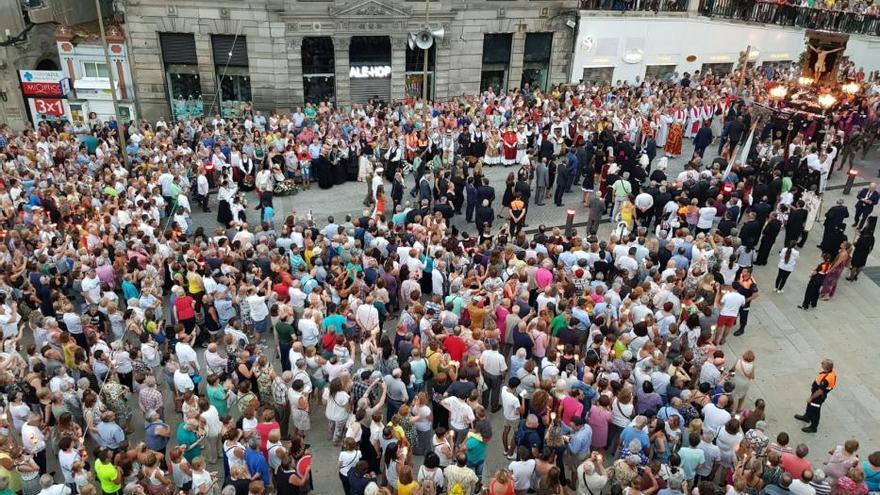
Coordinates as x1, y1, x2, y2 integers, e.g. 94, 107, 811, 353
769, 85, 788, 100
844, 168, 858, 195
565, 209, 575, 238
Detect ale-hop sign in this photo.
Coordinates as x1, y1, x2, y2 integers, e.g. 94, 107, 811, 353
350, 65, 392, 79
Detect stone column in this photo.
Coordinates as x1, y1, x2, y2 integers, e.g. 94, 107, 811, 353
687, 0, 700, 14
391, 35, 407, 101
333, 36, 351, 108
508, 31, 526, 90
287, 37, 305, 106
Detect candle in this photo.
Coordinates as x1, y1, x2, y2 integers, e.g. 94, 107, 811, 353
551, 412, 556, 420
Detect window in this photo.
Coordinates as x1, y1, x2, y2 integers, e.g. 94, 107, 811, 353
581, 66, 615, 84
481, 33, 513, 92
82, 62, 109, 79
522, 33, 553, 91
302, 37, 336, 104
644, 64, 677, 82
406, 44, 435, 99
212, 35, 251, 117
160, 33, 202, 119
700, 63, 734, 76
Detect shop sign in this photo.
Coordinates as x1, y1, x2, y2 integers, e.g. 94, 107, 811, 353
32, 98, 65, 116
18, 70, 64, 83
350, 65, 391, 79
21, 82, 63, 97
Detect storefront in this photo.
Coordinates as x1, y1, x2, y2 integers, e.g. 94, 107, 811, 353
160, 32, 203, 120
522, 33, 553, 92
405, 45, 435, 100
70, 78, 135, 123
212, 35, 252, 118
480, 33, 513, 93
302, 37, 336, 104
349, 36, 392, 104
18, 69, 72, 124
644, 64, 677, 81
581, 65, 615, 84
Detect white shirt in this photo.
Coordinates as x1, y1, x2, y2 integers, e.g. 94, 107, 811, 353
201, 405, 223, 437
777, 248, 799, 272
59, 448, 79, 483
173, 369, 195, 393
175, 342, 199, 372
246, 295, 269, 321
698, 206, 717, 229
479, 350, 508, 376
509, 459, 537, 491
719, 291, 746, 317
81, 275, 102, 303
441, 396, 474, 430
501, 388, 521, 421
21, 423, 46, 453
197, 174, 209, 195
702, 402, 732, 435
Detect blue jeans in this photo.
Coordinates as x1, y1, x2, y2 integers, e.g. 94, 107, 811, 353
468, 460, 484, 481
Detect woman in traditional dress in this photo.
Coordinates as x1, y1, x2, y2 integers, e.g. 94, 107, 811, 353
819, 241, 851, 300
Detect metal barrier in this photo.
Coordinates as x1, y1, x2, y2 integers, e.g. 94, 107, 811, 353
695, 0, 880, 36
578, 0, 880, 36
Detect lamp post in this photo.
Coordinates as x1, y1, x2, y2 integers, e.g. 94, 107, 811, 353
95, 0, 129, 169
844, 168, 858, 195
422, 0, 430, 101
565, 209, 576, 238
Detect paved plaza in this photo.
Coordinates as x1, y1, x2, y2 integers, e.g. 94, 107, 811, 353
109, 144, 880, 493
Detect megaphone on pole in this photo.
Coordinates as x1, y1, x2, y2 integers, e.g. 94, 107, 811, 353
415, 30, 434, 50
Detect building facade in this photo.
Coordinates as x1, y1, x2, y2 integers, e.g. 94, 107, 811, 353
55, 24, 137, 124
119, 0, 578, 122
571, 13, 880, 85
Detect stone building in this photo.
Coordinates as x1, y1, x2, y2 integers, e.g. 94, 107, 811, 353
119, 0, 577, 122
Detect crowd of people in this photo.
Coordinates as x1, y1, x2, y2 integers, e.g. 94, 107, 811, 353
0, 62, 878, 495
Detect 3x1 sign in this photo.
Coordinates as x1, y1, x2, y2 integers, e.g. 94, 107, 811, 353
21, 82, 63, 97
32, 98, 65, 116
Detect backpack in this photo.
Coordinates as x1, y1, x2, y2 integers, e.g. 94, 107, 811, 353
449, 481, 465, 495
421, 478, 438, 495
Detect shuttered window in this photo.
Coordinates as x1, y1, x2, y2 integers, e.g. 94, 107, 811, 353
212, 35, 249, 67
159, 33, 198, 65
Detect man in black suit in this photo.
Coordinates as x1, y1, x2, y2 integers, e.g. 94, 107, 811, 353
554, 160, 570, 207
475, 199, 494, 230
819, 198, 849, 249
739, 212, 762, 250
476, 178, 495, 208
785, 200, 809, 248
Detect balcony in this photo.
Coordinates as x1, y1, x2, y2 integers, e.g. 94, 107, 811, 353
579, 0, 880, 36
579, 0, 687, 12
698, 0, 880, 37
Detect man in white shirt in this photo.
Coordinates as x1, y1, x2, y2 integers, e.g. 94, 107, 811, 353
298, 310, 321, 348
355, 298, 380, 334
36, 474, 72, 495
81, 267, 102, 306
697, 202, 718, 234
500, 378, 523, 460
441, 395, 475, 446
173, 362, 195, 395
479, 341, 508, 413
21, 413, 47, 471
196, 170, 211, 212
702, 395, 732, 436
509, 451, 537, 491
715, 287, 745, 345
175, 334, 199, 374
